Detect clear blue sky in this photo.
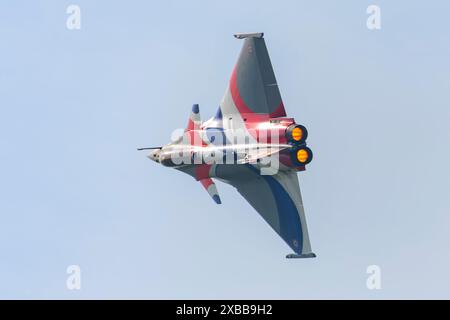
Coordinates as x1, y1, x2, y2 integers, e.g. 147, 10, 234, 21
1, 0, 449, 299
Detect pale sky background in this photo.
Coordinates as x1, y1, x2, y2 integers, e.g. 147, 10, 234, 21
1, 1, 449, 299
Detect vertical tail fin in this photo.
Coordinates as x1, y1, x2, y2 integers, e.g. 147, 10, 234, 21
186, 104, 201, 131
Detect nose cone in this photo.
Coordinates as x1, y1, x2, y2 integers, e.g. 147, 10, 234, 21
147, 149, 161, 163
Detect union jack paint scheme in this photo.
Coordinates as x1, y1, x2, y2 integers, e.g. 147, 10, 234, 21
140, 33, 315, 258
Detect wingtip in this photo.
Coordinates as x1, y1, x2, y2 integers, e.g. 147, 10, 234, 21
286, 253, 317, 259
234, 32, 264, 39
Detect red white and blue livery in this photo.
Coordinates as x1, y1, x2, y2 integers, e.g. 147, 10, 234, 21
140, 33, 316, 258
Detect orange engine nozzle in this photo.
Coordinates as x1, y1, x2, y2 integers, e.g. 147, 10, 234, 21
291, 146, 313, 166
286, 124, 308, 144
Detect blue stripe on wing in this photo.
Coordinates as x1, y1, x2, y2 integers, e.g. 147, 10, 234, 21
247, 165, 303, 254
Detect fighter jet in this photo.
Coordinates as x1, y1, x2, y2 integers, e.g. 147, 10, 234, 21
139, 33, 316, 258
